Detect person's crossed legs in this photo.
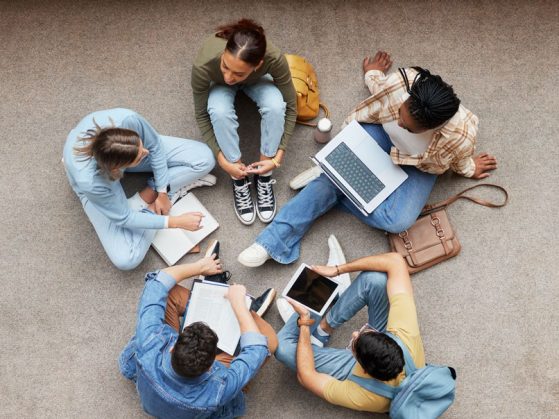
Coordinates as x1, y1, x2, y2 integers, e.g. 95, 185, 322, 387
165, 284, 278, 367
241, 123, 437, 267
275, 271, 389, 380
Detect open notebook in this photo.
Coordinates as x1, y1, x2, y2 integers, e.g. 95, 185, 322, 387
183, 280, 252, 355
151, 193, 218, 266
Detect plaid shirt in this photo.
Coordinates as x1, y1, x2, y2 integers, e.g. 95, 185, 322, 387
344, 68, 478, 177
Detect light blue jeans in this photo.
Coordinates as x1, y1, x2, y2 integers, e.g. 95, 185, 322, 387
82, 136, 214, 270
275, 271, 389, 377
256, 123, 437, 264
207, 75, 286, 162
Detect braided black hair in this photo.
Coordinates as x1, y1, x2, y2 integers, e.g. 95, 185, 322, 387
403, 67, 461, 129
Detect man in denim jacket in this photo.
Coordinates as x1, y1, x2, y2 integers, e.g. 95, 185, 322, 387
119, 251, 277, 418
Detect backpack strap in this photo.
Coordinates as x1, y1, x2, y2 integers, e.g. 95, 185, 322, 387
347, 374, 398, 400
386, 332, 416, 376
347, 332, 416, 398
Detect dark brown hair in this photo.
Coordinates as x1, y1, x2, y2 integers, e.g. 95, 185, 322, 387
172, 322, 218, 377
216, 18, 266, 66
74, 120, 141, 180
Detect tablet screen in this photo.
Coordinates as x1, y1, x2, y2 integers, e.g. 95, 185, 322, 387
285, 267, 339, 312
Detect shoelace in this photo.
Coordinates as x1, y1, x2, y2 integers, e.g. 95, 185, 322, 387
205, 270, 231, 284
171, 187, 188, 204
233, 181, 253, 210
257, 178, 276, 207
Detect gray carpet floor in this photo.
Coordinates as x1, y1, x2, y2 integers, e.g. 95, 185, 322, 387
1, 0, 558, 418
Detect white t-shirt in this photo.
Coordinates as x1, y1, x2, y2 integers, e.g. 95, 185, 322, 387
382, 120, 434, 155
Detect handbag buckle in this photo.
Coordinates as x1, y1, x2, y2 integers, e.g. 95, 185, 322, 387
430, 216, 445, 239
399, 231, 413, 251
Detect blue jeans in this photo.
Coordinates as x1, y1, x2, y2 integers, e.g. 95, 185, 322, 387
83, 136, 214, 270
275, 271, 389, 377
207, 75, 286, 162
256, 123, 437, 264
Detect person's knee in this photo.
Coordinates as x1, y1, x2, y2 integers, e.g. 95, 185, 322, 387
383, 216, 417, 234
260, 100, 286, 120
208, 102, 236, 123
267, 333, 279, 355
274, 339, 296, 365
195, 145, 216, 173
355, 270, 388, 291
111, 254, 142, 271
377, 208, 418, 234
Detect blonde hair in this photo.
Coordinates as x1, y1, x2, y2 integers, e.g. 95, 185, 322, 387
74, 119, 141, 180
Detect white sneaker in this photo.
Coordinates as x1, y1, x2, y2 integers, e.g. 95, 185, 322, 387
276, 297, 324, 347
327, 234, 351, 294
289, 166, 322, 190
276, 297, 296, 323
238, 243, 270, 267
171, 174, 217, 205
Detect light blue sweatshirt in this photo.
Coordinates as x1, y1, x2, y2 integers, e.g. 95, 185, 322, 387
63, 108, 167, 230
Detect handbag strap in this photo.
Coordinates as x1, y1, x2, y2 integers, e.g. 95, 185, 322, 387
421, 183, 509, 216
297, 103, 330, 127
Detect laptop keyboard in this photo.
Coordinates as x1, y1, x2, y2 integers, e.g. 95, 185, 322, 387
325, 142, 385, 202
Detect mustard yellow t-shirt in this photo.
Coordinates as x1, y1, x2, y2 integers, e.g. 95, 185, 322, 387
322, 293, 425, 412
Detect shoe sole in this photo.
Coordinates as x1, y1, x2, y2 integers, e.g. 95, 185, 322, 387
256, 204, 276, 223
289, 167, 322, 190
255, 289, 277, 317
234, 202, 257, 225
328, 234, 347, 265
199, 174, 217, 186
204, 239, 219, 257
237, 252, 269, 268
276, 299, 295, 323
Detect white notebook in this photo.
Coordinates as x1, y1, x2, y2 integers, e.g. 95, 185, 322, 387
183, 280, 252, 355
151, 193, 219, 266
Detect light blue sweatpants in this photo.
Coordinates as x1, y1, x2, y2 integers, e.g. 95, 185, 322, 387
78, 136, 214, 270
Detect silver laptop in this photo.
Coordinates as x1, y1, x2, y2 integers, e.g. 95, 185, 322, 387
312, 120, 408, 216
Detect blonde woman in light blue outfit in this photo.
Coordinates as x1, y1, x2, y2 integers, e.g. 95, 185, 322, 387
63, 108, 215, 270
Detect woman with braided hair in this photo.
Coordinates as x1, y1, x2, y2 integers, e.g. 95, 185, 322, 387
239, 51, 497, 267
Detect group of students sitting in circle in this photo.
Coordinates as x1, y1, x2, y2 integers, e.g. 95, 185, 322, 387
63, 17, 496, 419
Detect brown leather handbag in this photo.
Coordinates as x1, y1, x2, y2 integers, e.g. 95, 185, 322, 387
388, 184, 509, 274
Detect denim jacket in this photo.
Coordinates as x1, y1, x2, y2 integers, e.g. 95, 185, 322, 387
119, 271, 269, 418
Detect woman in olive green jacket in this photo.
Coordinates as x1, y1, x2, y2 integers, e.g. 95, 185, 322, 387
191, 18, 297, 225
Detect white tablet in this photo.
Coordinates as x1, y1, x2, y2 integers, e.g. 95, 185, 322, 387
281, 263, 341, 316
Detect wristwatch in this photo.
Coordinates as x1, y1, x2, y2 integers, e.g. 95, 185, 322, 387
297, 316, 315, 327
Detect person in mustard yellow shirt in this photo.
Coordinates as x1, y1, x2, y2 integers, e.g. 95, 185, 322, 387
275, 252, 424, 413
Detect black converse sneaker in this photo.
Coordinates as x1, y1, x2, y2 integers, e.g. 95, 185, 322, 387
200, 240, 231, 284
232, 178, 256, 225
250, 288, 277, 317
254, 174, 277, 223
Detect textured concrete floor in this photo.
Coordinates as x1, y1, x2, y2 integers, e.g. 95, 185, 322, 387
0, 0, 558, 418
